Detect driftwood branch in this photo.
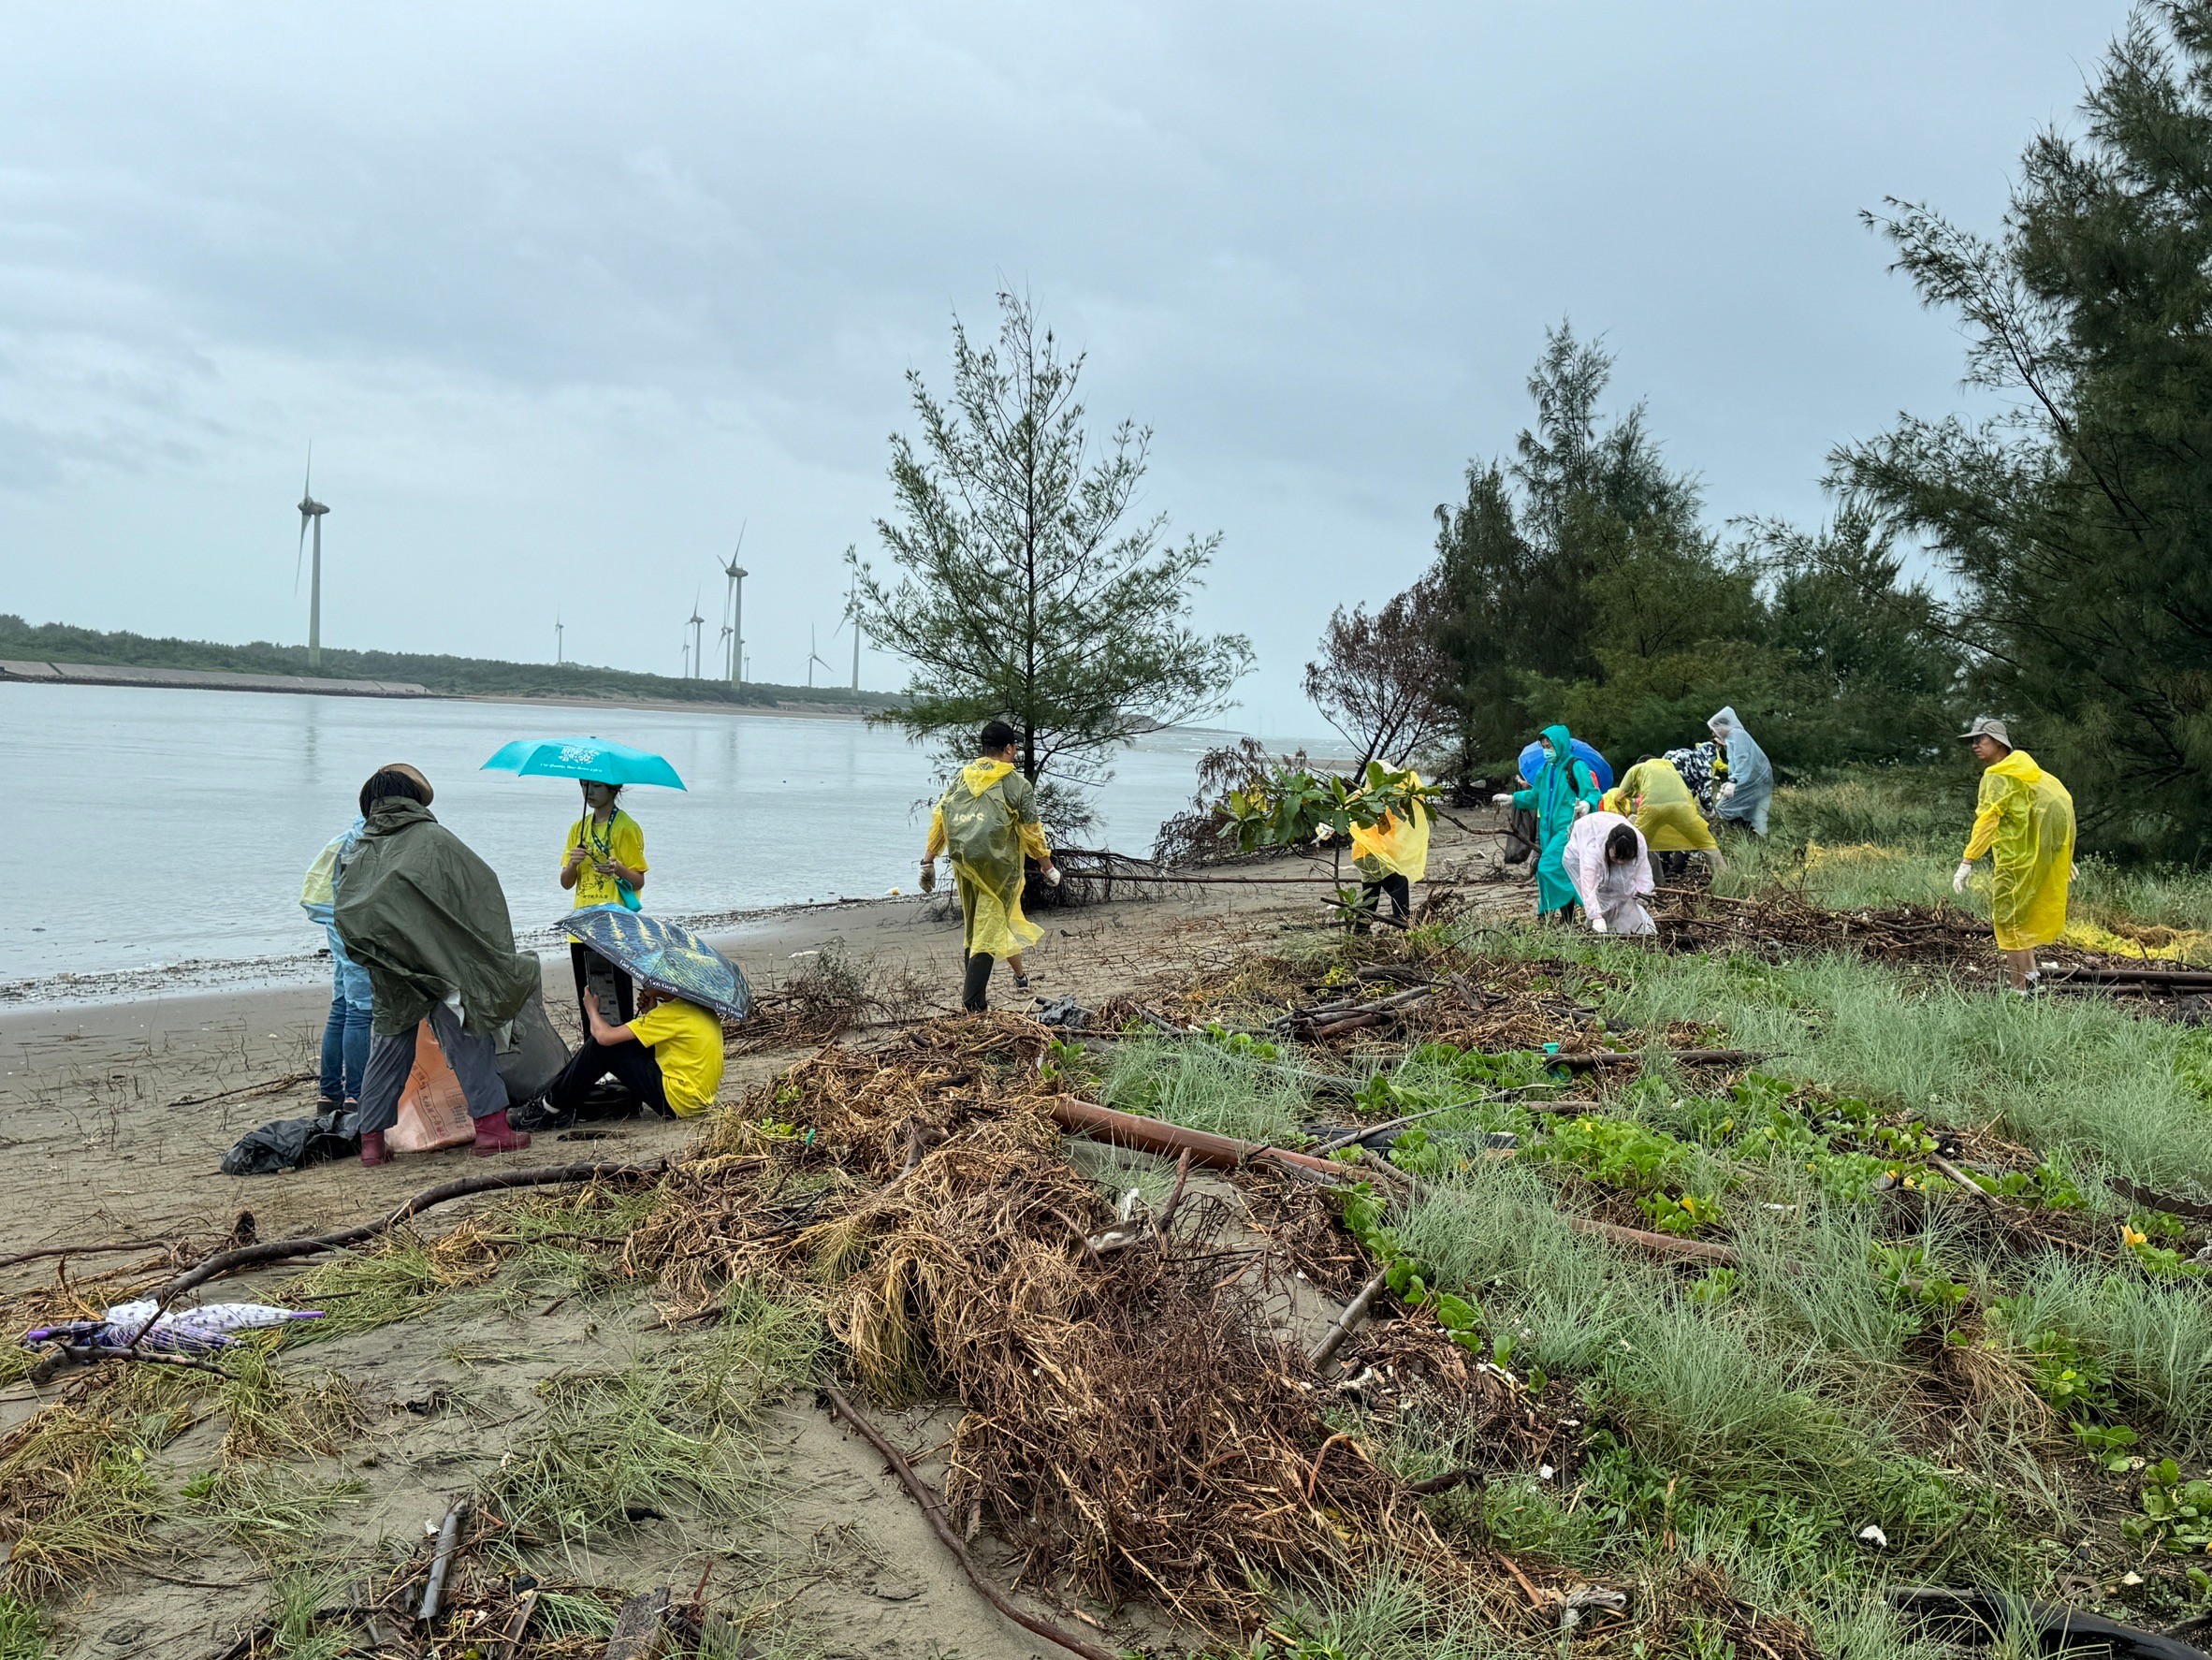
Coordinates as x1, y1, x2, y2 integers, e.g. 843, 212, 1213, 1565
822, 1383, 1117, 1660
1309, 1268, 1390, 1373
156, 1159, 669, 1300
0, 1238, 173, 1273
418, 1499, 469, 1623
1051, 1095, 1740, 1265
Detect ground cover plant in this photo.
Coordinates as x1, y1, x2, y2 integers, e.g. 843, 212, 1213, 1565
7, 800, 2212, 1658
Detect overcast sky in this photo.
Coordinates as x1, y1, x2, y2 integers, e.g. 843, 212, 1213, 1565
0, 3, 2126, 727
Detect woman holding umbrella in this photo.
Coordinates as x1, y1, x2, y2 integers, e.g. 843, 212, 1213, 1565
481, 736, 685, 1032
560, 779, 648, 1027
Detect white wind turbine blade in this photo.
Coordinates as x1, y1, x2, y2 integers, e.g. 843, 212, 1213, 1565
293, 443, 313, 596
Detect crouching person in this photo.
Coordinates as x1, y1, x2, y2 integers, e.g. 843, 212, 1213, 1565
519, 985, 724, 1128
336, 764, 541, 1167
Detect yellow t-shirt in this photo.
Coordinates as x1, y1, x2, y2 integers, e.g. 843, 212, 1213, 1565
563, 810, 648, 909
627, 997, 724, 1117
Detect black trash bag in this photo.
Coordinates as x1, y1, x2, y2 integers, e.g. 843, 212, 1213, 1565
1503, 806, 1540, 866
222, 1105, 358, 1176
498, 987, 570, 1108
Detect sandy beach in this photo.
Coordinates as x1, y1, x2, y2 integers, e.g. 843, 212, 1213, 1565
0, 820, 1521, 1659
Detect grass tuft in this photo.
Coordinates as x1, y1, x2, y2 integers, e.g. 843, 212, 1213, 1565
480, 1362, 763, 1552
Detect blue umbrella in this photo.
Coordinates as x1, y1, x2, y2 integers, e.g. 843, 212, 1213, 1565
481, 736, 686, 790
559, 905, 750, 1021
1518, 736, 1613, 794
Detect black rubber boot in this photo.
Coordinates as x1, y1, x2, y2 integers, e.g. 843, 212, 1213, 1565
962, 951, 995, 1012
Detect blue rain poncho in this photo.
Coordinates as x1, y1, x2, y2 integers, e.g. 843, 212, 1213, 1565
1708, 706, 1772, 836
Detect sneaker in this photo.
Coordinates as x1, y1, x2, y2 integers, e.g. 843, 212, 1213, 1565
511, 1095, 573, 1132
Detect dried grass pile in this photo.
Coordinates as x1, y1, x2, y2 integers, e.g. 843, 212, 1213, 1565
626, 1015, 1495, 1632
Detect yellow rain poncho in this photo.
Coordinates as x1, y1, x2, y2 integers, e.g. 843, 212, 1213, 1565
1603, 757, 1719, 854
925, 759, 1051, 961
1348, 778, 1431, 884
1963, 749, 2075, 951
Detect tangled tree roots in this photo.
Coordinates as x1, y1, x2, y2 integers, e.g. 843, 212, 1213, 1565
624, 1015, 1499, 1631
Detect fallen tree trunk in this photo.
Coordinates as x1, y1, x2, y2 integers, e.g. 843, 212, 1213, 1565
156, 1159, 669, 1300
1048, 1097, 1739, 1265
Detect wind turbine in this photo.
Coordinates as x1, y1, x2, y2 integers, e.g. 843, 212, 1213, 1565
807, 625, 832, 689
681, 637, 691, 679
833, 571, 863, 691
294, 447, 330, 669
687, 590, 706, 680
718, 525, 748, 686
554, 611, 564, 666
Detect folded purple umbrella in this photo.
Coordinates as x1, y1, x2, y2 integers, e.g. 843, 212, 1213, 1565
24, 1298, 323, 1355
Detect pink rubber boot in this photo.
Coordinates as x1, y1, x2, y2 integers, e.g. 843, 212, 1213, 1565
358, 1129, 392, 1168
472, 1109, 531, 1156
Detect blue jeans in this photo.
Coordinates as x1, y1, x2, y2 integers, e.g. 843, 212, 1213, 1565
319, 925, 373, 1103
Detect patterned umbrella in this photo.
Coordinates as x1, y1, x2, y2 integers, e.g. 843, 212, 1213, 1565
559, 904, 751, 1021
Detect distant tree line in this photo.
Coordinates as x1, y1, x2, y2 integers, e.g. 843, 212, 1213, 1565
0, 615, 899, 712
1310, 1, 2212, 864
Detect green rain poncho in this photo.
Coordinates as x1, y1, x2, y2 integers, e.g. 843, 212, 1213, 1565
334, 797, 540, 1038
925, 759, 1052, 962
1511, 723, 1604, 914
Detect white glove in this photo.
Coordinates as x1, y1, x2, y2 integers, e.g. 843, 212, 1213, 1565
1952, 861, 1972, 895
1718, 781, 1736, 800
1491, 794, 1514, 807
1044, 865, 1063, 887
1592, 914, 1608, 934
1573, 799, 1590, 818
920, 860, 937, 895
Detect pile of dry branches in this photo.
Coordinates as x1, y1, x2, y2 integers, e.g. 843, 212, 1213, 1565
625, 1016, 1500, 1631
1652, 886, 1993, 968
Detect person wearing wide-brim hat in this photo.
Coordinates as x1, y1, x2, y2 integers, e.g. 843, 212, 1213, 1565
1953, 716, 2076, 993
335, 763, 538, 1165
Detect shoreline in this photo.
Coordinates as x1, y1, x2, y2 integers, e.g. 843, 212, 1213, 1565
0, 889, 914, 1012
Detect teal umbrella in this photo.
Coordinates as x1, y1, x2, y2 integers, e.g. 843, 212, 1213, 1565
559, 905, 749, 1021
481, 736, 686, 790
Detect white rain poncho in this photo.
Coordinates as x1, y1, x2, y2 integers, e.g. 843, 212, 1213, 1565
1563, 810, 1656, 935
1708, 706, 1773, 836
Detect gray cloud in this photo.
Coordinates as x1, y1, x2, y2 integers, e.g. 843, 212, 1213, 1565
0, 1, 2123, 716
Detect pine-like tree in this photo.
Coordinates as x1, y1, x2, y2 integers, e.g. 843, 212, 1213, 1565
850, 292, 1253, 811
1833, 3, 2212, 858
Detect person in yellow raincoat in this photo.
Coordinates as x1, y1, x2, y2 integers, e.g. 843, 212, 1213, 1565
1953, 716, 2074, 992
921, 721, 1059, 1012
1346, 771, 1431, 931
1603, 755, 1725, 881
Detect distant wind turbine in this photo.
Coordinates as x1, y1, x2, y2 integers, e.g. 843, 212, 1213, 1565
294, 447, 330, 669
719, 525, 748, 686
833, 572, 864, 692
687, 590, 706, 680
554, 611, 564, 666
807, 625, 832, 690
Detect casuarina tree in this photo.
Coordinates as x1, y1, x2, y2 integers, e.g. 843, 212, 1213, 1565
850, 291, 1253, 812
1833, 2, 2212, 860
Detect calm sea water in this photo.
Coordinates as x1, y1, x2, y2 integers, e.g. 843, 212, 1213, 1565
2, 683, 1225, 986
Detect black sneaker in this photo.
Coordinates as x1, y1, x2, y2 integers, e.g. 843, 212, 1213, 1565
510, 1095, 575, 1132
